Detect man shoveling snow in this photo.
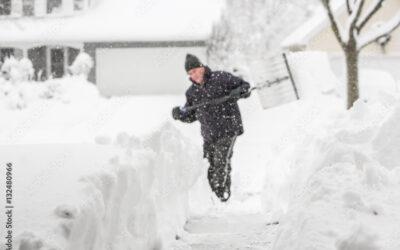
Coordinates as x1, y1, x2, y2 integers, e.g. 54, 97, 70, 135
172, 54, 251, 202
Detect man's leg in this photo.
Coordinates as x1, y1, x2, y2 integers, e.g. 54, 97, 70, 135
212, 135, 237, 201
206, 152, 219, 194
204, 142, 220, 194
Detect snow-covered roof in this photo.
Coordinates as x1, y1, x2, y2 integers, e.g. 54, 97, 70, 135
281, 0, 346, 49
0, 0, 225, 46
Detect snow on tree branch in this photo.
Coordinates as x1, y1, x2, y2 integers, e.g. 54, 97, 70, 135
358, 10, 400, 50
321, 0, 347, 47
356, 0, 386, 33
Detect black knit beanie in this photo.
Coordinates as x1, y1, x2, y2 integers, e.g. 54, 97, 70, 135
185, 54, 203, 72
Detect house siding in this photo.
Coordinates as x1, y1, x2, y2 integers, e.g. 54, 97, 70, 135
308, 0, 400, 55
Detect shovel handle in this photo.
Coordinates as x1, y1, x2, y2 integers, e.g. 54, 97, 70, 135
183, 89, 256, 112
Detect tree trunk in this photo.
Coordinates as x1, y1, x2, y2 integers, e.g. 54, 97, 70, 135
345, 44, 360, 109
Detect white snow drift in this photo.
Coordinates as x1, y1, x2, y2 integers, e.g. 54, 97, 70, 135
0, 123, 205, 250
265, 95, 400, 249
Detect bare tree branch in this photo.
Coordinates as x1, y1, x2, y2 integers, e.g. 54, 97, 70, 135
358, 11, 400, 50
356, 0, 386, 33
321, 0, 346, 48
346, 0, 353, 15
352, 0, 365, 23
348, 0, 365, 35
346, 0, 358, 15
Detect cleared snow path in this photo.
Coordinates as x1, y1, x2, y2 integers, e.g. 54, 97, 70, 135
171, 97, 296, 249
175, 213, 278, 250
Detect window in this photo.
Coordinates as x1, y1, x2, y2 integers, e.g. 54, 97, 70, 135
47, 0, 62, 14
0, 48, 14, 62
28, 46, 46, 81
0, 0, 11, 15
23, 0, 35, 16
50, 48, 64, 78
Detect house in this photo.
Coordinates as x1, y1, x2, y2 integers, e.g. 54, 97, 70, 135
281, 0, 400, 82
0, 0, 224, 95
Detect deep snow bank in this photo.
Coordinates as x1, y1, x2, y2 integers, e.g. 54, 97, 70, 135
0, 76, 99, 110
65, 123, 204, 250
1, 123, 205, 250
265, 95, 400, 249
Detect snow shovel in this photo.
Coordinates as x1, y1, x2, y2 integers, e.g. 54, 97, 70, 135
183, 76, 293, 112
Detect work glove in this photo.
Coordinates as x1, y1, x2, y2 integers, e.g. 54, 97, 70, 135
230, 87, 251, 99
230, 87, 242, 98
241, 89, 251, 98
172, 106, 183, 120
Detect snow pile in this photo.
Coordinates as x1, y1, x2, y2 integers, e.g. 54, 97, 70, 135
5, 123, 205, 250
69, 53, 94, 78
0, 76, 99, 109
287, 51, 342, 98
0, 80, 30, 109
66, 124, 204, 249
359, 70, 399, 102
264, 93, 400, 249
40, 76, 99, 103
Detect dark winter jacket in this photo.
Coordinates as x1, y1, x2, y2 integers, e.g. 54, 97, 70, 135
177, 66, 250, 144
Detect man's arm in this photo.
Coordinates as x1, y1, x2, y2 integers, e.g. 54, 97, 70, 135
172, 93, 197, 123
225, 73, 251, 98
180, 100, 198, 123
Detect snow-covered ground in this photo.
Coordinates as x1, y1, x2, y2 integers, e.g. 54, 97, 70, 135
174, 213, 279, 250
0, 76, 275, 249
2, 52, 400, 249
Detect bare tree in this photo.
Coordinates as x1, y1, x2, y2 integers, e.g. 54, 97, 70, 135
321, 0, 400, 109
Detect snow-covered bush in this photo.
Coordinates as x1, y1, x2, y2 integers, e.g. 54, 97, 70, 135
1, 56, 34, 83
19, 58, 35, 81
1, 56, 19, 81
0, 57, 36, 109
69, 52, 94, 78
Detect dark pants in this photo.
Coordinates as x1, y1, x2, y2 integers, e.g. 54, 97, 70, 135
203, 135, 237, 201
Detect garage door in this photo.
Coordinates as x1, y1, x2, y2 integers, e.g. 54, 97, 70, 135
96, 46, 207, 96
